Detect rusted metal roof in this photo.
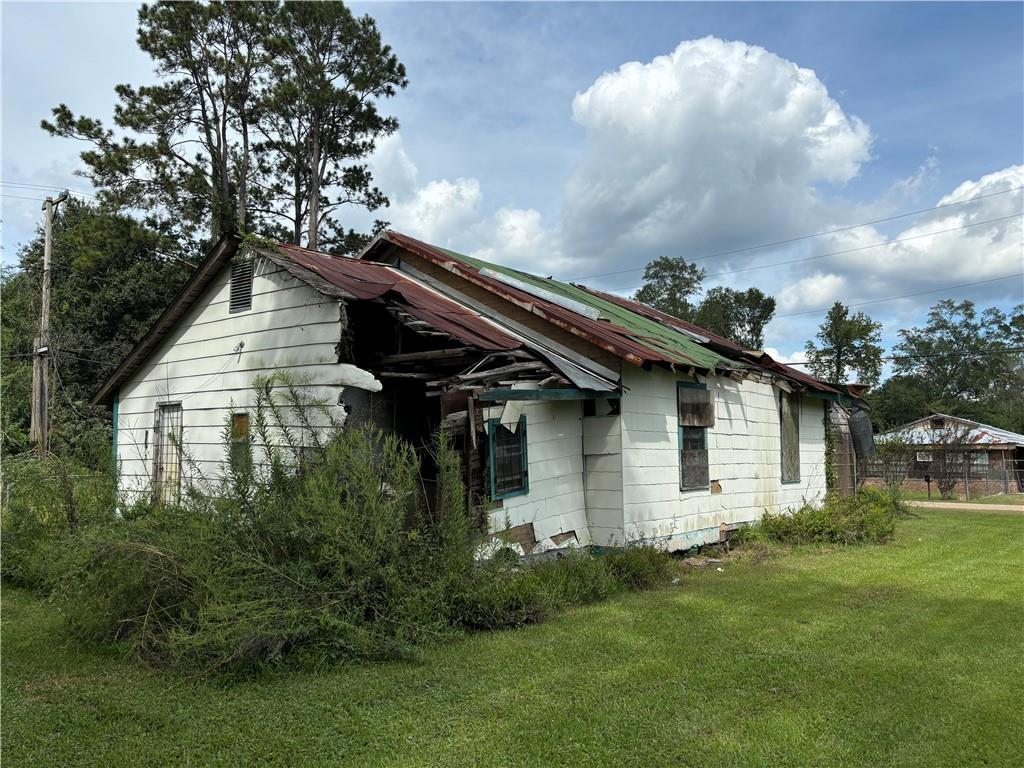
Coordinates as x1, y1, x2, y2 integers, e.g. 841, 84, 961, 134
366, 231, 851, 399
580, 287, 846, 397
372, 231, 737, 370
271, 243, 522, 352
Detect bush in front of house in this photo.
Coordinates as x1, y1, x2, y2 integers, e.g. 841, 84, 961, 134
53, 422, 466, 672
734, 488, 897, 546
50, 421, 674, 673
5, 376, 673, 675
455, 546, 675, 632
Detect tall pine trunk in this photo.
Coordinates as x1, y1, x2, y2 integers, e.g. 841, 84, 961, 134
307, 123, 321, 250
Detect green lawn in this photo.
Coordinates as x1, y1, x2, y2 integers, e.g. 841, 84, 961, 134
3, 508, 1023, 767
900, 489, 1024, 505
971, 493, 1024, 505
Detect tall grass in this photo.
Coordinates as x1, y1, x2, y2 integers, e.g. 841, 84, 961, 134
3, 375, 674, 675
734, 488, 898, 546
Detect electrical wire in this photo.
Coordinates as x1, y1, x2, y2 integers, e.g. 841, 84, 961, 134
1, 181, 97, 199
778, 346, 1024, 366
569, 186, 1024, 281
774, 273, 1024, 319
696, 214, 1023, 281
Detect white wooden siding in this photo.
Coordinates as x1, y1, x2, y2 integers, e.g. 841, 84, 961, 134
619, 364, 827, 550
583, 415, 623, 546
485, 400, 589, 545
115, 258, 352, 501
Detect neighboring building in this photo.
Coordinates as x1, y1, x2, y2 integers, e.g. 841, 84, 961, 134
874, 414, 1024, 498
94, 230, 869, 551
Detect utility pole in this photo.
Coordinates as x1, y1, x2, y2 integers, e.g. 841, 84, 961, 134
29, 190, 69, 458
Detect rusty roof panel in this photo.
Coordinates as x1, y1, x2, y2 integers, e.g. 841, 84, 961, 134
377, 231, 719, 369
373, 231, 851, 398
273, 244, 522, 352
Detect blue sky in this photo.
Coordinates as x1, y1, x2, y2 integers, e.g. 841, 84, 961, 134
3, 1, 1022, 369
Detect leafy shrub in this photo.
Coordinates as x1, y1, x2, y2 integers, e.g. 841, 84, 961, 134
734, 489, 896, 546
55, 421, 468, 673
1, 456, 115, 589
9, 375, 675, 675
453, 547, 674, 632
603, 545, 677, 590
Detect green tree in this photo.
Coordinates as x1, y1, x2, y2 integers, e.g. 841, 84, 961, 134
868, 374, 932, 430
693, 286, 776, 349
804, 302, 883, 387
1, 200, 189, 463
43, 2, 274, 246
42, 1, 405, 254
255, 1, 407, 252
633, 256, 705, 322
889, 299, 1024, 431
893, 299, 1021, 402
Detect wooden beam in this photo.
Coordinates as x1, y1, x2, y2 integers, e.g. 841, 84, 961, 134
378, 347, 472, 364
377, 371, 434, 379
478, 388, 621, 401
456, 361, 548, 381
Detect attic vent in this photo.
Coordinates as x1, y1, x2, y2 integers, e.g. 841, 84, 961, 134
229, 260, 253, 313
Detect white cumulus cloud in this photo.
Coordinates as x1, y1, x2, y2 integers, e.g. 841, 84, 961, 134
560, 36, 873, 277
777, 273, 848, 313
800, 164, 1023, 305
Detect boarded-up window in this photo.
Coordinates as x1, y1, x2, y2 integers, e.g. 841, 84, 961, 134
153, 402, 183, 503
679, 382, 711, 490
678, 385, 715, 427
229, 412, 250, 474
780, 391, 800, 483
489, 415, 528, 498
229, 260, 253, 313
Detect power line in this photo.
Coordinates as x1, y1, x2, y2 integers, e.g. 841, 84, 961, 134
700, 213, 1022, 281
774, 272, 1024, 319
778, 346, 1024, 366
569, 185, 1024, 281
1, 181, 97, 200
1, 349, 114, 366
1, 194, 47, 202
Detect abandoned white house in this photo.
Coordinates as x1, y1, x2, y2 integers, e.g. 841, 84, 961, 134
93, 230, 870, 551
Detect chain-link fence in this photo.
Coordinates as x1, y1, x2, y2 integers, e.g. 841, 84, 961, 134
862, 452, 1023, 501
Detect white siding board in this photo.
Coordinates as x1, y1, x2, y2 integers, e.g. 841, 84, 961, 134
115, 258, 357, 502
619, 364, 828, 550
486, 400, 590, 546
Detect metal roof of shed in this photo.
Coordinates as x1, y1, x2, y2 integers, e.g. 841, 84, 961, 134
880, 413, 1024, 447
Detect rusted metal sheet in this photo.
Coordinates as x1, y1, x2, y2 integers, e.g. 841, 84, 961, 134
273, 244, 522, 352
377, 231, 694, 368
585, 286, 847, 398
371, 232, 854, 404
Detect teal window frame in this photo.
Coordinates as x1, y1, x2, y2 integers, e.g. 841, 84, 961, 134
488, 414, 529, 500
678, 381, 711, 491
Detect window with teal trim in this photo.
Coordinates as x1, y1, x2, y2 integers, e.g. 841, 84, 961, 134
489, 415, 529, 499
678, 381, 713, 490
780, 391, 801, 483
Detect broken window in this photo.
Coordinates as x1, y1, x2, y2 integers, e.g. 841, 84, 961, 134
678, 382, 712, 490
489, 414, 528, 499
229, 260, 253, 313
780, 391, 800, 483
